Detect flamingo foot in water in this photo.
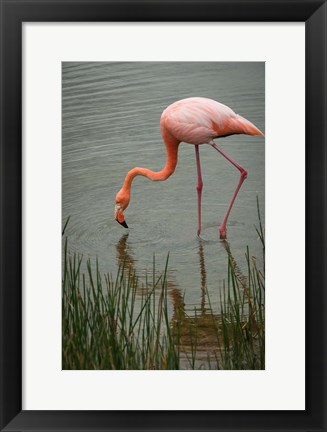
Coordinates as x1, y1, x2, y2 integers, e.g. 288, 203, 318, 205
219, 225, 227, 240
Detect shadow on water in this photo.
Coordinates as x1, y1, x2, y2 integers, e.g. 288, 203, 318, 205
170, 238, 249, 369
116, 233, 137, 271
220, 239, 248, 289
115, 232, 247, 369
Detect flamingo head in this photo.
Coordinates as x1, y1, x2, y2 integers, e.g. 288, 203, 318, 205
114, 190, 129, 229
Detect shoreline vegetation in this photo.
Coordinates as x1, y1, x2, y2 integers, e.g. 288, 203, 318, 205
62, 200, 265, 370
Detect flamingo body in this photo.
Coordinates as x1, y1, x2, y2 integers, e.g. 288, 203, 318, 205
160, 97, 262, 145
114, 97, 263, 239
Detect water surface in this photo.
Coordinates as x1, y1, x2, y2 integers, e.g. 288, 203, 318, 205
62, 62, 265, 351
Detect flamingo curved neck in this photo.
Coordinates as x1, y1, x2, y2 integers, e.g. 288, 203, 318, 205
121, 136, 180, 195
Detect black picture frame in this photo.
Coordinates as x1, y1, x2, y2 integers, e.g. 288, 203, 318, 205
0, 1, 326, 431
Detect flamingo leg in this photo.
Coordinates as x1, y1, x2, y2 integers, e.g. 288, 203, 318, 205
195, 145, 203, 236
211, 141, 247, 239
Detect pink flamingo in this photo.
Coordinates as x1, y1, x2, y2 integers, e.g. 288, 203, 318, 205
114, 97, 263, 239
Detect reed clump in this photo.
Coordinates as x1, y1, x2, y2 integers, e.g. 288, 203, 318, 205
216, 245, 265, 369
62, 200, 265, 370
215, 197, 265, 369
62, 246, 180, 370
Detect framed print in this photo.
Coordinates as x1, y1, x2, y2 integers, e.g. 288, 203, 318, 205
0, 0, 326, 431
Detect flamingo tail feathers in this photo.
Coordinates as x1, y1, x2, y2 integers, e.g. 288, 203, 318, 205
235, 115, 264, 136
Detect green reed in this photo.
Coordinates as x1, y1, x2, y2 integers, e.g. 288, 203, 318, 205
217, 197, 265, 369
62, 198, 265, 370
62, 241, 181, 369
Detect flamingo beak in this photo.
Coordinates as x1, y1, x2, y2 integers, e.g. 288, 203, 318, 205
115, 206, 129, 229
117, 219, 128, 229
